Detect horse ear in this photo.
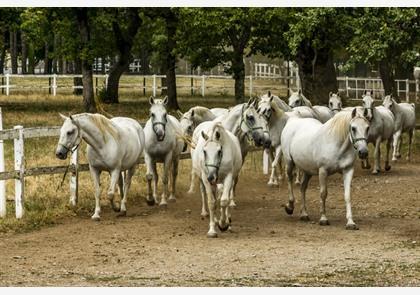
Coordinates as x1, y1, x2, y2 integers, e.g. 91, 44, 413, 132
215, 131, 221, 141
351, 108, 357, 119
247, 97, 254, 106
149, 96, 155, 105
191, 109, 195, 117
269, 96, 274, 103
162, 96, 168, 105
267, 90, 271, 98
329, 91, 333, 98
201, 131, 209, 141
176, 110, 183, 118
59, 113, 68, 121
298, 89, 302, 95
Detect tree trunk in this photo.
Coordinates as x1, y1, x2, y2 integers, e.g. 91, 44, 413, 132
103, 8, 141, 104
73, 59, 83, 95
296, 44, 337, 104
28, 43, 35, 74
21, 31, 28, 74
379, 60, 397, 100
232, 50, 246, 104
44, 41, 49, 74
75, 8, 97, 113
141, 48, 150, 74
0, 47, 5, 74
10, 30, 18, 74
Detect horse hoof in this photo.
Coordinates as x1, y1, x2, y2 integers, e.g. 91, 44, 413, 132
300, 215, 310, 222
91, 216, 101, 222
346, 223, 359, 230
218, 221, 229, 232
267, 181, 278, 187
385, 165, 391, 171
117, 210, 127, 217
146, 199, 155, 206
112, 203, 121, 212
396, 154, 402, 159
207, 232, 218, 238
365, 164, 371, 170
284, 206, 294, 215
187, 189, 195, 195
168, 197, 176, 203
229, 200, 236, 208
228, 217, 232, 224
159, 203, 168, 208
319, 219, 330, 226
371, 170, 379, 175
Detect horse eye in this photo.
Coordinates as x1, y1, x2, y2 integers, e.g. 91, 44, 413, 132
67, 130, 74, 136
151, 113, 155, 118
329, 102, 333, 107
351, 127, 356, 133
247, 115, 255, 123
218, 150, 222, 157
366, 127, 370, 133
203, 150, 207, 157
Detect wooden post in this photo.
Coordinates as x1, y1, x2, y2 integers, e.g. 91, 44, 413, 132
152, 74, 156, 97
191, 75, 194, 96
345, 76, 349, 98
201, 75, 205, 97
249, 75, 253, 98
143, 77, 146, 96
14, 125, 24, 219
406, 79, 409, 102
1, 76, 4, 95
48, 76, 52, 94
355, 78, 358, 99
263, 149, 270, 175
0, 108, 5, 218
6, 73, 10, 96
69, 148, 79, 206
52, 74, 57, 96
95, 76, 98, 95
105, 74, 109, 89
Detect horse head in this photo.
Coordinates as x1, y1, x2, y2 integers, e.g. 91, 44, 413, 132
329, 92, 342, 114
149, 96, 169, 141
56, 113, 81, 160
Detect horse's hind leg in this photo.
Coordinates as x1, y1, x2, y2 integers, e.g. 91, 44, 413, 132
372, 138, 381, 174
199, 179, 208, 218
299, 173, 312, 221
108, 169, 122, 212
406, 129, 414, 161
118, 172, 124, 200
268, 146, 282, 186
169, 158, 179, 202
118, 167, 135, 216
318, 168, 329, 226
144, 154, 156, 206
385, 138, 392, 171
285, 161, 295, 215
160, 152, 173, 207
90, 167, 102, 221
392, 130, 402, 160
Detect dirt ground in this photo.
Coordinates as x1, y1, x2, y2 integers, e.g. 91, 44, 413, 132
0, 154, 419, 287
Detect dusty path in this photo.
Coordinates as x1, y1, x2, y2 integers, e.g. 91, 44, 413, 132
0, 158, 419, 286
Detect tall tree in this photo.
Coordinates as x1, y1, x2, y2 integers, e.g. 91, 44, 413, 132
347, 8, 420, 99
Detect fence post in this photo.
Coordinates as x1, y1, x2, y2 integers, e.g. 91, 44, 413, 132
0, 108, 5, 218
95, 77, 98, 95
143, 77, 146, 96
105, 74, 109, 89
406, 79, 409, 102
249, 75, 253, 98
355, 78, 358, 99
152, 74, 156, 97
69, 148, 79, 206
1, 76, 4, 95
201, 75, 205, 97
263, 149, 270, 175
53, 74, 57, 96
6, 73, 10, 96
14, 125, 24, 219
345, 76, 349, 98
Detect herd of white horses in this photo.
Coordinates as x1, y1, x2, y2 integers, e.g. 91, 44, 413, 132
55, 90, 416, 237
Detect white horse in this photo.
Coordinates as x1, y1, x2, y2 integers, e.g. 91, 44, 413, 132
179, 106, 217, 137
144, 96, 185, 207
210, 107, 229, 118
358, 92, 395, 174
382, 95, 416, 161
189, 98, 270, 213
55, 113, 145, 220
288, 90, 334, 123
281, 109, 370, 229
257, 94, 321, 186
328, 92, 343, 114
192, 122, 242, 238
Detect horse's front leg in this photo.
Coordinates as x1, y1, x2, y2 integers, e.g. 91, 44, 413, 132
218, 174, 233, 231
343, 167, 358, 230
89, 167, 102, 221
118, 166, 136, 216
144, 154, 156, 206
372, 137, 381, 174
392, 130, 402, 161
160, 151, 173, 207
285, 161, 295, 215
203, 176, 217, 238
385, 137, 392, 171
108, 169, 122, 212
299, 172, 312, 221
268, 146, 282, 186
318, 168, 329, 226
199, 179, 208, 218
169, 157, 179, 202
229, 176, 238, 208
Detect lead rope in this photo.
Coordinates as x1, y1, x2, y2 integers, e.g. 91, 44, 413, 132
56, 141, 80, 192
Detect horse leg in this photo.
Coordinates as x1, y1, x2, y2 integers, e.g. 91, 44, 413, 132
299, 173, 312, 221
285, 161, 295, 215
392, 130, 402, 160
372, 137, 381, 174
229, 176, 238, 208
343, 167, 358, 230
187, 164, 197, 194
152, 161, 159, 205
107, 169, 121, 212
406, 129, 414, 161
269, 146, 282, 186
199, 179, 208, 218
118, 172, 124, 201
160, 152, 173, 207
295, 167, 302, 185
204, 179, 217, 238
118, 167, 135, 216
385, 138, 392, 171
144, 154, 156, 206
169, 158, 179, 202
89, 167, 102, 221
318, 168, 329, 226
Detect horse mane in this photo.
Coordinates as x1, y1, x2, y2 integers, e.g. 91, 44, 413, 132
301, 94, 313, 107
325, 111, 353, 143
270, 98, 285, 119
208, 122, 226, 143
80, 113, 119, 141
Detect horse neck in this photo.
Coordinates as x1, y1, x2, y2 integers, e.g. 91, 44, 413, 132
222, 105, 243, 132
75, 115, 109, 151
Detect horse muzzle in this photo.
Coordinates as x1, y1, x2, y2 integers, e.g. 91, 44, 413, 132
207, 174, 218, 186
55, 147, 68, 160
358, 148, 368, 160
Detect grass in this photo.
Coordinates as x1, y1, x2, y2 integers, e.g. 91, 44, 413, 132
0, 91, 419, 233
